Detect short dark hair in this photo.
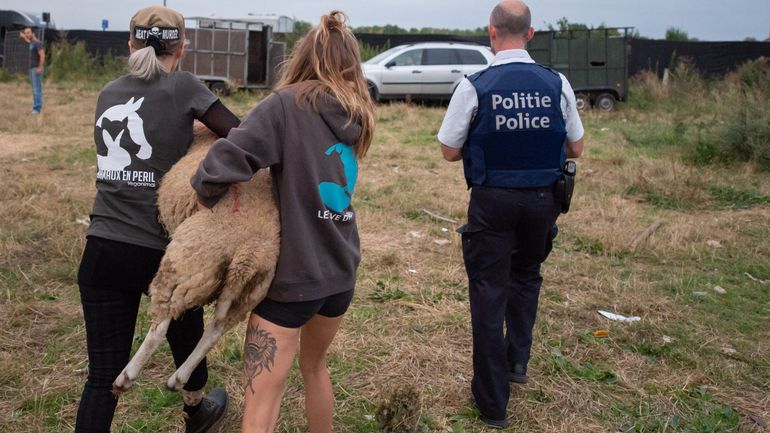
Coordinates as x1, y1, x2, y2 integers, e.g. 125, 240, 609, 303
490, 3, 531, 38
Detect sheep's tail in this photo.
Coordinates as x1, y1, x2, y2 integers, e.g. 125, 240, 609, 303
148, 252, 228, 320
219, 237, 280, 329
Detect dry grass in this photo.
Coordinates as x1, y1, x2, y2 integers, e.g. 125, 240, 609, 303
0, 79, 768, 433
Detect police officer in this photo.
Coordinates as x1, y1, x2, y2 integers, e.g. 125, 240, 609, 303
437, 0, 584, 428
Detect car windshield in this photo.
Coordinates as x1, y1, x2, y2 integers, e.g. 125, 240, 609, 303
364, 46, 405, 65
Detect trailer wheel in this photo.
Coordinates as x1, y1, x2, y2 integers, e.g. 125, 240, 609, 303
209, 82, 230, 97
595, 93, 616, 112
575, 93, 590, 112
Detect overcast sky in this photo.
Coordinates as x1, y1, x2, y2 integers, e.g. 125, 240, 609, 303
3, 0, 769, 41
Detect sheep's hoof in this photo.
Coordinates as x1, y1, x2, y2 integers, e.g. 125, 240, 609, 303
112, 372, 133, 394
166, 373, 186, 391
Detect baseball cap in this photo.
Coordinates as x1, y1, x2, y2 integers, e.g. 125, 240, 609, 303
129, 6, 185, 55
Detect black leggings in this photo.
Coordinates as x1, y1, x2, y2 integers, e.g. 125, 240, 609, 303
75, 236, 208, 433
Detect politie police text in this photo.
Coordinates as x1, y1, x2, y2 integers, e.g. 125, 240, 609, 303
492, 92, 552, 131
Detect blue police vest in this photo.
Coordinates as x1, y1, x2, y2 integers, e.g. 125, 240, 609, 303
462, 62, 567, 188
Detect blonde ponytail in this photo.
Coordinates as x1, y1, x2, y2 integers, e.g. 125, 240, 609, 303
127, 46, 164, 81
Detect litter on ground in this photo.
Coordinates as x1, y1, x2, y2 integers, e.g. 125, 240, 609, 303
597, 310, 641, 323
706, 239, 723, 248
745, 272, 768, 284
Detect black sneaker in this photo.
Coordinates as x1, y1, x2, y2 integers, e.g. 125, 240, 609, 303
509, 363, 528, 384
184, 387, 229, 433
469, 395, 508, 429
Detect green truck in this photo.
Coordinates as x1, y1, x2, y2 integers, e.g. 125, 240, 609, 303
529, 28, 632, 111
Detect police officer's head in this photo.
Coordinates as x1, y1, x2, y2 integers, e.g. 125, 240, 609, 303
488, 0, 535, 53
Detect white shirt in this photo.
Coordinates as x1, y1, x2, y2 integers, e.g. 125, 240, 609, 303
437, 49, 585, 149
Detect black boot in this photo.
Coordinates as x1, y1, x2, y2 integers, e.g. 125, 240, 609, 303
184, 387, 229, 433
509, 363, 528, 384
469, 394, 508, 429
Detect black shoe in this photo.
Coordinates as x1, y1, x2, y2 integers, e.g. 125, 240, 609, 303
184, 387, 229, 433
509, 363, 528, 384
469, 395, 508, 429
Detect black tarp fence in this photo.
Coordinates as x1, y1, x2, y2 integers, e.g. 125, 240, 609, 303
355, 34, 770, 78
628, 39, 770, 78
45, 30, 129, 60
355, 33, 488, 48
6, 29, 768, 79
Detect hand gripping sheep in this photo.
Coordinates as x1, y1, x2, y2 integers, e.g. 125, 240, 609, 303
112, 125, 280, 393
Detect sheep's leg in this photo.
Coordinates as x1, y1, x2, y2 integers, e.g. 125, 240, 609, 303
113, 318, 172, 394
166, 299, 233, 391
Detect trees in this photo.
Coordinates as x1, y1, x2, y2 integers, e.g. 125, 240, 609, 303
351, 24, 487, 36
665, 27, 696, 41
545, 18, 623, 37
283, 20, 311, 49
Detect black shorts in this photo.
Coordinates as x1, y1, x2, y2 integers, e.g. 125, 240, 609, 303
254, 290, 355, 328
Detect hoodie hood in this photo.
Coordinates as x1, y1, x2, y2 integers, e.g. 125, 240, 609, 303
287, 82, 362, 147
317, 94, 362, 147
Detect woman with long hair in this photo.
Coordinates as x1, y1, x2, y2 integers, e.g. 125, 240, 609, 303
76, 6, 239, 432
191, 10, 375, 433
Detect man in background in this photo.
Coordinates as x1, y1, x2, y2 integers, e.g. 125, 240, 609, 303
437, 0, 584, 428
20, 27, 45, 114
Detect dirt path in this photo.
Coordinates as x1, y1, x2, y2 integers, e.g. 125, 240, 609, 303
0, 132, 57, 158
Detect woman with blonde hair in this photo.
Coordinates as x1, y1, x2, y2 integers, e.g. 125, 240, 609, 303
191, 10, 375, 433
76, 6, 239, 433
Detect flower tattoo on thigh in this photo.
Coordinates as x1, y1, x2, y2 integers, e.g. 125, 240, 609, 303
243, 322, 277, 394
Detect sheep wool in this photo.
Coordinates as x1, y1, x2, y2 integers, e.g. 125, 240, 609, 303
113, 124, 280, 392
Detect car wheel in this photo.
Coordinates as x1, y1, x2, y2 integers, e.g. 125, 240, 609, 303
595, 93, 616, 112
367, 82, 379, 102
209, 82, 229, 97
575, 93, 590, 112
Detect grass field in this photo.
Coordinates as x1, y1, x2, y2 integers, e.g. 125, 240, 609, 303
0, 76, 768, 433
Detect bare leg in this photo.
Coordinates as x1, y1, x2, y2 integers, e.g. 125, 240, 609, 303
299, 315, 344, 433
241, 313, 300, 433
112, 318, 171, 393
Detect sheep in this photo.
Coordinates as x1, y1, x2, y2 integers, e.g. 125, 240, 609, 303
112, 124, 280, 393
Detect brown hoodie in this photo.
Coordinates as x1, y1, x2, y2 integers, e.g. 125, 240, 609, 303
191, 83, 363, 302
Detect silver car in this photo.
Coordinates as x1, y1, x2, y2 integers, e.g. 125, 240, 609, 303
362, 42, 494, 101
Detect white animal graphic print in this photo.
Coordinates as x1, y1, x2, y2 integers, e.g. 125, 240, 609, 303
95, 97, 153, 162
97, 130, 130, 171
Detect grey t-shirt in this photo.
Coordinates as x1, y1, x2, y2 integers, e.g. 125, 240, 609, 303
29, 40, 44, 69
87, 71, 218, 250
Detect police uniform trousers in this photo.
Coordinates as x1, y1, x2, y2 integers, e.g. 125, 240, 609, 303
459, 185, 559, 420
